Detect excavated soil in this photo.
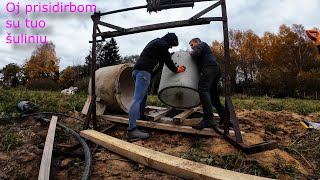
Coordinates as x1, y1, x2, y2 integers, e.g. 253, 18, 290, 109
1, 110, 319, 179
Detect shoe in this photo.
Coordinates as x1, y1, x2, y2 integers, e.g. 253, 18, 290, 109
126, 127, 150, 142
192, 119, 217, 130
219, 120, 233, 128
139, 115, 148, 121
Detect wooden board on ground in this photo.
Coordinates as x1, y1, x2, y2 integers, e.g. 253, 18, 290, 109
80, 130, 270, 180
81, 96, 92, 115
145, 106, 168, 111
173, 106, 200, 124
146, 108, 172, 121
38, 116, 58, 180
99, 115, 243, 136
159, 117, 221, 126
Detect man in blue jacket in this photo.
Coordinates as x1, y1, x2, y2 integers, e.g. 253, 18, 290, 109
189, 38, 225, 129
126, 33, 186, 141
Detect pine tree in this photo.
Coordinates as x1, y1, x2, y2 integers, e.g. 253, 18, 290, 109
85, 38, 121, 69
101, 38, 121, 67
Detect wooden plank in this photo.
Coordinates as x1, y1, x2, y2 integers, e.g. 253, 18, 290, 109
161, 117, 221, 126
81, 96, 92, 115
173, 106, 200, 124
80, 130, 270, 180
145, 106, 168, 111
100, 115, 218, 136
38, 116, 58, 180
146, 108, 172, 121
99, 115, 243, 136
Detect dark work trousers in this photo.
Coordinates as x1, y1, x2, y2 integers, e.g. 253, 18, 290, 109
198, 65, 225, 120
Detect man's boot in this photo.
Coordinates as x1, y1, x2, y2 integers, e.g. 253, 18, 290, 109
219, 116, 233, 128
126, 127, 150, 142
192, 115, 217, 130
139, 115, 148, 121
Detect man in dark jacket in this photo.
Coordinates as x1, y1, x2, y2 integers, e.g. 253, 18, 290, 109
126, 33, 186, 141
189, 38, 225, 130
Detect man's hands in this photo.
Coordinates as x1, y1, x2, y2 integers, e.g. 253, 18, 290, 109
176, 65, 186, 73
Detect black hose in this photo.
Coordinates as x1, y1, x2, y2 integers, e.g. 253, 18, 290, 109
20, 112, 92, 179
22, 112, 85, 123
40, 117, 92, 180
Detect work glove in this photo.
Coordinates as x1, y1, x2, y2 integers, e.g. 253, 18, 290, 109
176, 66, 186, 73
306, 30, 317, 41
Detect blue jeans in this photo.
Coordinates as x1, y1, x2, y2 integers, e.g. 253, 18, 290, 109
128, 70, 151, 130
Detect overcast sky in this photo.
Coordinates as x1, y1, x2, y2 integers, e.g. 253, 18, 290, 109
0, 0, 319, 70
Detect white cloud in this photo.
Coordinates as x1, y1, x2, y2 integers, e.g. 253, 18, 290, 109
0, 0, 319, 70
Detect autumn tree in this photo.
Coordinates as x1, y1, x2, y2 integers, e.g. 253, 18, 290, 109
256, 24, 320, 97
211, 40, 238, 94
59, 66, 77, 88
24, 41, 59, 81
212, 24, 320, 97
228, 30, 262, 93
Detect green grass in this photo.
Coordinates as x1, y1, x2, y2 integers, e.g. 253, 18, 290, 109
180, 142, 276, 178
1, 88, 320, 115
148, 95, 320, 115
3, 133, 21, 151
231, 94, 320, 115
0, 87, 87, 113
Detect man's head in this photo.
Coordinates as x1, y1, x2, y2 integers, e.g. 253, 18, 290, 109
189, 38, 201, 50
162, 33, 179, 48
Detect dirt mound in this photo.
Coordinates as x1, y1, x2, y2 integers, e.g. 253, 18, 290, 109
1, 109, 319, 179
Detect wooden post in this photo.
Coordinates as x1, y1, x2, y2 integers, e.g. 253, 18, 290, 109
38, 116, 58, 180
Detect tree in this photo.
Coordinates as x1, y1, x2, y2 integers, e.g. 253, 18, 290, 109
212, 24, 320, 97
121, 55, 140, 64
24, 41, 59, 80
211, 40, 237, 94
228, 30, 261, 93
101, 38, 121, 67
85, 38, 121, 69
59, 66, 76, 88
2, 63, 21, 87
2, 63, 20, 81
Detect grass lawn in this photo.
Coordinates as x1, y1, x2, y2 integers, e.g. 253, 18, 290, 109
0, 88, 319, 115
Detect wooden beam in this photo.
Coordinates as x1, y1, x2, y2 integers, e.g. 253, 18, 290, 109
173, 106, 200, 124
100, 115, 218, 136
146, 108, 172, 121
96, 17, 223, 38
99, 115, 243, 136
38, 116, 58, 180
80, 130, 270, 180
